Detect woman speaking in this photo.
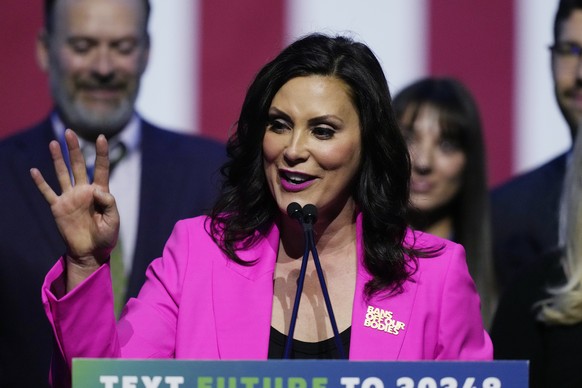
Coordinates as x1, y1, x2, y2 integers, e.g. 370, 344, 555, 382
31, 33, 492, 386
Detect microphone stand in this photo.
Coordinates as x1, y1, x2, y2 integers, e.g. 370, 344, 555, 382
305, 209, 346, 359
283, 203, 347, 359
283, 220, 311, 359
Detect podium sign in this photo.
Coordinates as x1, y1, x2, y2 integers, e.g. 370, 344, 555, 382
72, 359, 528, 388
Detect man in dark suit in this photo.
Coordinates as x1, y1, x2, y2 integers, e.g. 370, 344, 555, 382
0, 0, 225, 386
492, 0, 582, 291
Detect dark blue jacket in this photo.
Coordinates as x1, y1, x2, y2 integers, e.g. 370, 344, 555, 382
0, 115, 226, 387
491, 152, 568, 290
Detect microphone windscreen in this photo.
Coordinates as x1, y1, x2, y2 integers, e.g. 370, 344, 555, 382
286, 202, 303, 220
303, 204, 318, 224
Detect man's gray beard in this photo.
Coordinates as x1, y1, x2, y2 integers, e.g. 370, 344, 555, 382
62, 98, 134, 138
51, 79, 138, 140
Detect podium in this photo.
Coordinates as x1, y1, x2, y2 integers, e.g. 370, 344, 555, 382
72, 359, 528, 387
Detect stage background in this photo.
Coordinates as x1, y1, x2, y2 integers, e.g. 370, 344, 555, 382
0, 0, 570, 187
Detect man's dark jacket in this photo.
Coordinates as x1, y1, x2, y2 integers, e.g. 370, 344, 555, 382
0, 116, 226, 387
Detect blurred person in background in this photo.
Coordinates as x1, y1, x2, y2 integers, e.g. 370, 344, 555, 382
491, 0, 582, 292
492, 128, 582, 388
0, 0, 225, 386
393, 77, 497, 327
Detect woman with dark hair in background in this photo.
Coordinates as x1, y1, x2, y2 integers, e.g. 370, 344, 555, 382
393, 77, 497, 326
32, 34, 491, 386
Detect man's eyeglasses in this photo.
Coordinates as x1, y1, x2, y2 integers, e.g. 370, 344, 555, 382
549, 42, 582, 58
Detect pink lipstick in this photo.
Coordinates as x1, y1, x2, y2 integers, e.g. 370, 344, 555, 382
279, 169, 316, 192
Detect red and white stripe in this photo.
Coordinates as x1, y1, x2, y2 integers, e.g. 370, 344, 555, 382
0, 0, 570, 187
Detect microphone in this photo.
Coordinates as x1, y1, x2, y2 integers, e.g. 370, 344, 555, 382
302, 204, 318, 227
286, 202, 304, 222
283, 202, 346, 359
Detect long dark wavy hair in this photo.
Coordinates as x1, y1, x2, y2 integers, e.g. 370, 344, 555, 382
210, 33, 417, 298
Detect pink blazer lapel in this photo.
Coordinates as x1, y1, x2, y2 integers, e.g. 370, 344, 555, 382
349, 214, 419, 360
350, 272, 419, 360
212, 223, 280, 359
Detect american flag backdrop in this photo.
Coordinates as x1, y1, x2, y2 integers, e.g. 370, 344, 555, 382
0, 0, 571, 187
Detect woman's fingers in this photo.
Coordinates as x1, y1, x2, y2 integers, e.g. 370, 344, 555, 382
48, 140, 74, 192
64, 128, 91, 186
92, 134, 111, 189
29, 168, 58, 205
35, 130, 113, 203
93, 189, 120, 232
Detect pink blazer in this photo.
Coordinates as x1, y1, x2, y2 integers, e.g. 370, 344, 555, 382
43, 215, 492, 369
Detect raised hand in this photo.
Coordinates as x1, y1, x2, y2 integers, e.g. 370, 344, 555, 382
30, 129, 120, 290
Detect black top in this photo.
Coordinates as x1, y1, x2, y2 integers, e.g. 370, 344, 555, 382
491, 249, 582, 388
268, 326, 351, 359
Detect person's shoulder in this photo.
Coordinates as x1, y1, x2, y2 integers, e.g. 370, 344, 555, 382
168, 215, 218, 248
492, 153, 568, 199
0, 117, 53, 149
0, 118, 54, 167
174, 215, 213, 231
141, 119, 225, 153
404, 228, 463, 264
405, 227, 456, 251
404, 229, 470, 286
